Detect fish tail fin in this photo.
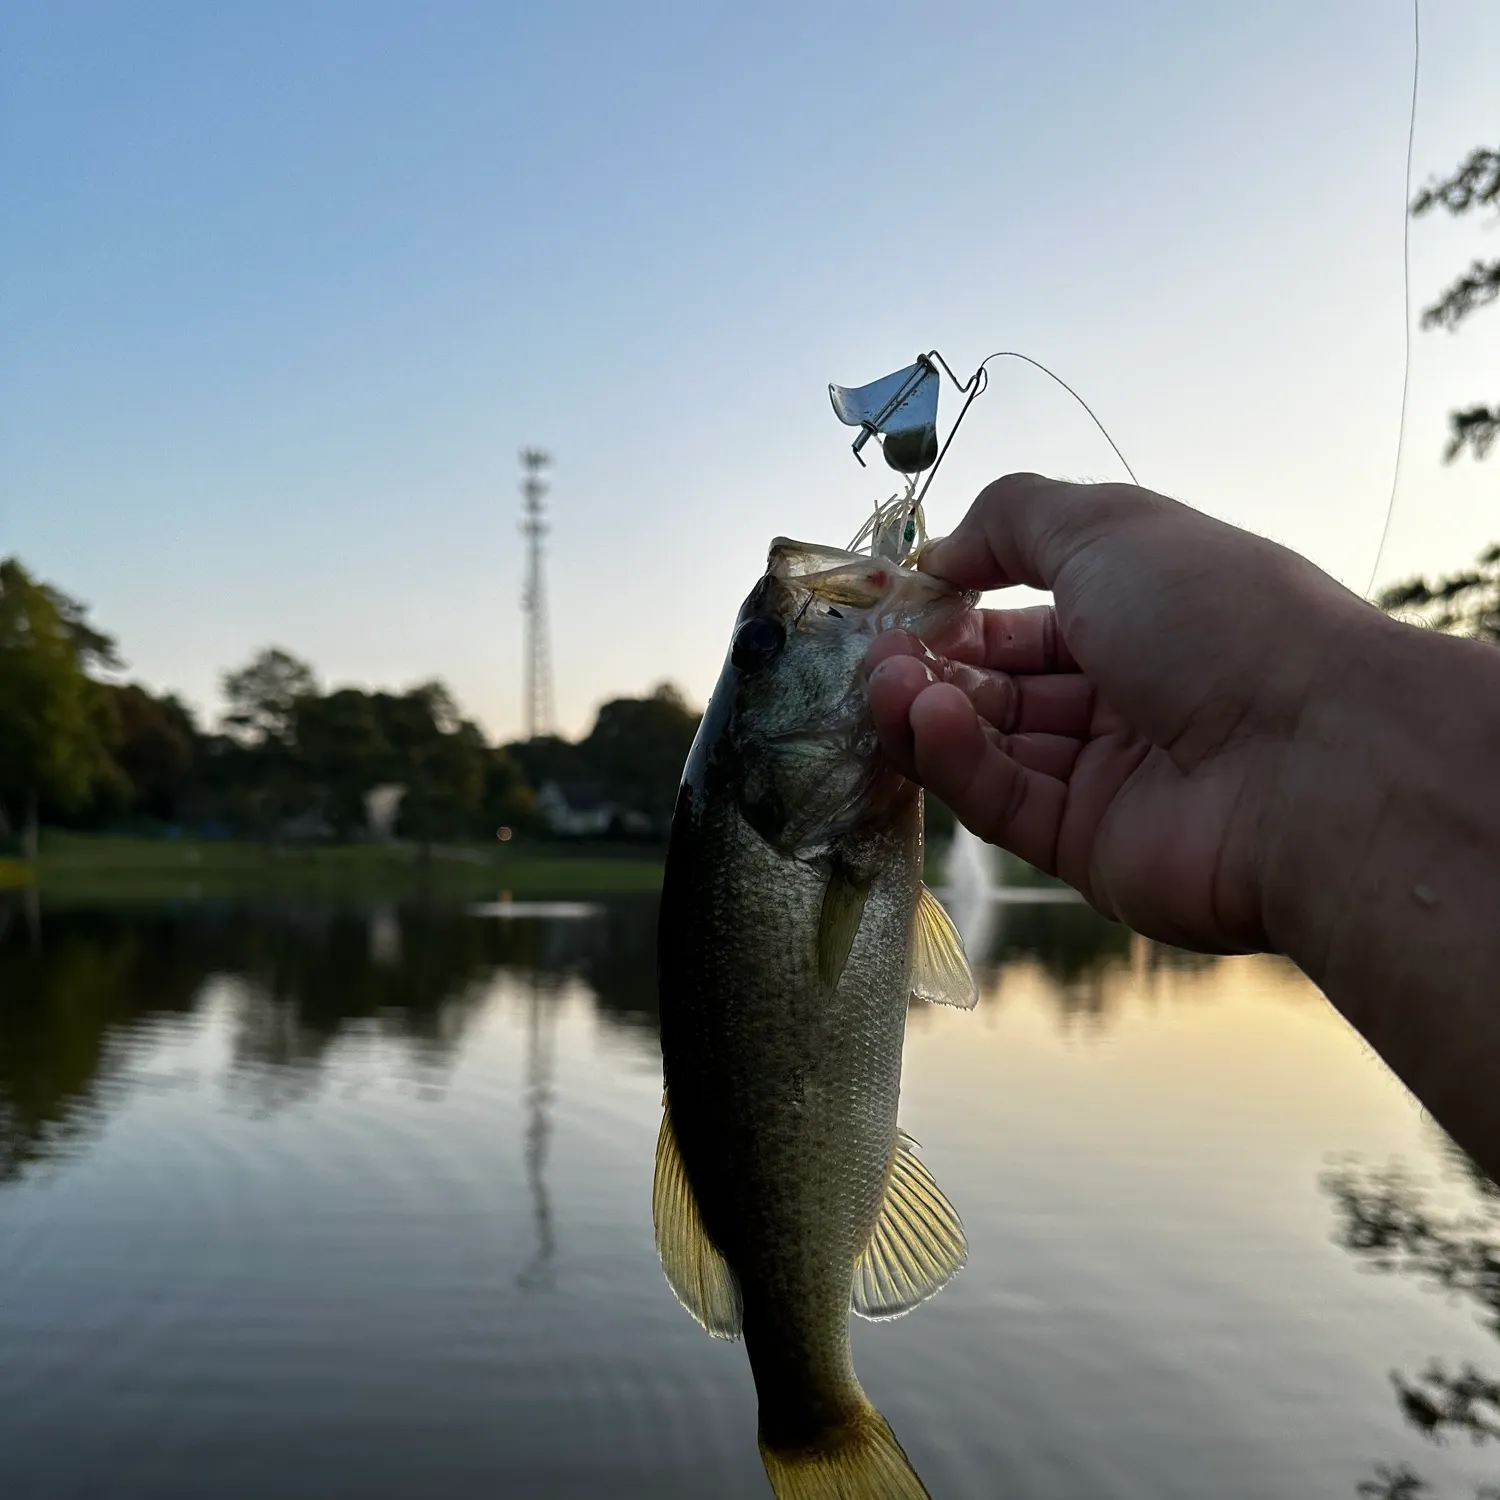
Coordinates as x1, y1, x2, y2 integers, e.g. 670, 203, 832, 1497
759, 1401, 930, 1500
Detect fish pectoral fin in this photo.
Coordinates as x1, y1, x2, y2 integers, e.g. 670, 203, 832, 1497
852, 1130, 967, 1321
817, 864, 870, 991
652, 1098, 743, 1339
909, 884, 977, 1009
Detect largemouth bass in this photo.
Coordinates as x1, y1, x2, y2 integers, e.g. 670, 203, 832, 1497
654, 537, 979, 1499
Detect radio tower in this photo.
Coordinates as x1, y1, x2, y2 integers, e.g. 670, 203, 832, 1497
519, 449, 554, 740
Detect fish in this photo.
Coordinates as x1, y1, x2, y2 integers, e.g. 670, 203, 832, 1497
654, 536, 979, 1499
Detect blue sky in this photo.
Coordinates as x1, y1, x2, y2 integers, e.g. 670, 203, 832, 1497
3, 2, 1496, 740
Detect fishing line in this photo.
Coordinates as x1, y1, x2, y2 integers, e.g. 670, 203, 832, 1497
843, 348, 1142, 560
1364, 0, 1421, 600
915, 348, 1140, 517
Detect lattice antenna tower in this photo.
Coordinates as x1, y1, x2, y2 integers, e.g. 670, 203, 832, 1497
519, 448, 555, 740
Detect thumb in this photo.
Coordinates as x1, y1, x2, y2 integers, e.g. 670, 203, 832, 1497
921, 474, 1172, 595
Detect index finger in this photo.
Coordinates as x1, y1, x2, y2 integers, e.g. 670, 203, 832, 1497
928, 606, 1078, 674
919, 473, 1171, 593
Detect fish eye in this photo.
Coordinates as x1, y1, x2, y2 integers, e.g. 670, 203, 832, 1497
732, 616, 786, 671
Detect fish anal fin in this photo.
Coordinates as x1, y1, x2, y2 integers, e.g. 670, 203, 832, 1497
652, 1098, 742, 1339
852, 1130, 967, 1321
817, 864, 870, 991
910, 884, 977, 1009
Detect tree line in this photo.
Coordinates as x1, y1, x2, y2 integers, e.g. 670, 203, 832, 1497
1372, 143, 1500, 644
0, 557, 700, 852
4, 140, 1493, 855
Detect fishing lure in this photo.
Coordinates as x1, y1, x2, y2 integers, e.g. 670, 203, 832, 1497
829, 350, 1140, 565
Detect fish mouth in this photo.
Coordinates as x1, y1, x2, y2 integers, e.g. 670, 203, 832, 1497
767, 539, 906, 608
765, 537, 975, 638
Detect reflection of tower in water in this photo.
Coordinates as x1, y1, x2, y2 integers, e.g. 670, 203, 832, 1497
517, 973, 558, 1290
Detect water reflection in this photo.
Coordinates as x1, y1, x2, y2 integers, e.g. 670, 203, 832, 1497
518, 975, 559, 1291
1324, 1150, 1500, 1498
0, 906, 204, 1179
2, 895, 1494, 1500
0, 891, 1175, 1187
970, 897, 1133, 1009
0, 897, 660, 1184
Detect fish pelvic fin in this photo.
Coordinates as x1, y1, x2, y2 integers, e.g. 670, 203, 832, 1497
852, 1130, 967, 1321
759, 1402, 931, 1500
909, 884, 977, 1009
652, 1096, 743, 1339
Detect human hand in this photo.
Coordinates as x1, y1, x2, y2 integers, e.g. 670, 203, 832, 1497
867, 473, 1390, 953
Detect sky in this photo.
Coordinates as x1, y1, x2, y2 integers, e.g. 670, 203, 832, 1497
2, 1, 1496, 743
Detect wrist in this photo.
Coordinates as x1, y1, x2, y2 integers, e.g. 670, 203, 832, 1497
1259, 611, 1500, 995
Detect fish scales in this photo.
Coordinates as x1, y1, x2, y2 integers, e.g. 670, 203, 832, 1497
662, 791, 920, 1438
653, 538, 979, 1500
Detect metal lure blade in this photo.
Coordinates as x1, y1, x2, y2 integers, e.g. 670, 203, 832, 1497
828, 358, 940, 474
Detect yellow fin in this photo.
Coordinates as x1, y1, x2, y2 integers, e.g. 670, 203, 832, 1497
852, 1130, 967, 1320
760, 1403, 930, 1500
909, 884, 977, 1009
817, 865, 869, 991
652, 1099, 742, 1339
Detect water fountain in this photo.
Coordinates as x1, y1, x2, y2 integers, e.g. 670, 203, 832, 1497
940, 822, 1000, 964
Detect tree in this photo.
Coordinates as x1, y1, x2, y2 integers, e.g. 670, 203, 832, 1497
1412, 146, 1499, 462
105, 684, 199, 823
482, 746, 536, 835
1378, 543, 1500, 645
0, 558, 122, 848
293, 688, 390, 835
380, 690, 487, 845
506, 734, 590, 797
505, 682, 700, 839
581, 681, 700, 831
292, 682, 494, 843
1324, 1154, 1500, 1500
215, 648, 320, 837
221, 647, 317, 746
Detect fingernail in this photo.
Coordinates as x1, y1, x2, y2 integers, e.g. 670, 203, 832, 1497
914, 536, 946, 572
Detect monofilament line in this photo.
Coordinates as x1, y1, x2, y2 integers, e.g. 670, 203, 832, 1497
983, 352, 1140, 487
1365, 0, 1421, 601
918, 347, 1140, 508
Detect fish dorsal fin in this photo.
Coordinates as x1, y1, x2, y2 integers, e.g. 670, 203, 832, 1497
817, 864, 870, 991
852, 1130, 967, 1321
652, 1098, 743, 1339
910, 884, 977, 1009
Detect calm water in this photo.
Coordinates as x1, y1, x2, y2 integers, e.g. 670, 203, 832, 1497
1, 893, 1496, 1500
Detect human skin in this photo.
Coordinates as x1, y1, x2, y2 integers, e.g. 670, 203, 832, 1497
866, 473, 1500, 1183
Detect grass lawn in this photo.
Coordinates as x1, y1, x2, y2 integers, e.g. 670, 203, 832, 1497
25, 827, 1056, 904
34, 830, 665, 902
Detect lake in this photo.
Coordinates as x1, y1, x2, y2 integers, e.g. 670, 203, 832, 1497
1, 891, 1496, 1500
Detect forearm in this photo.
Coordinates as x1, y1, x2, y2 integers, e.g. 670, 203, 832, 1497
1263, 616, 1500, 1180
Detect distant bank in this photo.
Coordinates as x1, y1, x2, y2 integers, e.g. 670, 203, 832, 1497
22, 831, 666, 903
